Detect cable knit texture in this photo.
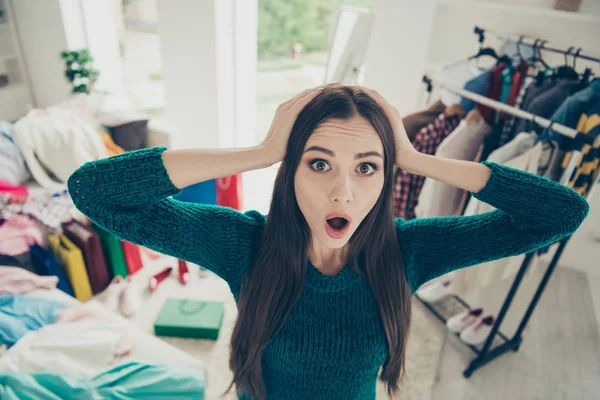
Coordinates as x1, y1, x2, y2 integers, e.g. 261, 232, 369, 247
67, 146, 589, 400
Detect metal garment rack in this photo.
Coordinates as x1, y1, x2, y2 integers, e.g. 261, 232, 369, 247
472, 26, 600, 65
416, 76, 598, 378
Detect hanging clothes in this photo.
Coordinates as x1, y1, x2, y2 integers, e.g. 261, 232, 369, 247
499, 76, 535, 147
502, 77, 557, 139
460, 70, 491, 113
504, 60, 529, 112
415, 109, 491, 218
394, 112, 462, 220
515, 78, 581, 135
479, 62, 507, 124
402, 100, 446, 141
547, 78, 600, 151
434, 60, 489, 106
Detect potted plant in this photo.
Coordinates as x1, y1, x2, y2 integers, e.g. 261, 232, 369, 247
60, 49, 100, 94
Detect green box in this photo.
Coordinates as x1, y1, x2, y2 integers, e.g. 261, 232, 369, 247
154, 298, 224, 340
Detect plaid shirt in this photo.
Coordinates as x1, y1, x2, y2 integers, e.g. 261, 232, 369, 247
393, 112, 462, 220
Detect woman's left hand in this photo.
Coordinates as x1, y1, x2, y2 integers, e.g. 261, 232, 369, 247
360, 87, 418, 170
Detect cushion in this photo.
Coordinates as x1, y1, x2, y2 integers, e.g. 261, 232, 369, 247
107, 120, 149, 151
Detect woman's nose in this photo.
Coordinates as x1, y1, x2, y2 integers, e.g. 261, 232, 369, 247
329, 175, 353, 203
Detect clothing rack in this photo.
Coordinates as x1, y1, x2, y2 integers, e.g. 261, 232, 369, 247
473, 25, 600, 64
416, 75, 598, 378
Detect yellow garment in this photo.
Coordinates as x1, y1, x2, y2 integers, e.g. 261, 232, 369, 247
561, 113, 600, 196
99, 129, 125, 157
48, 234, 93, 301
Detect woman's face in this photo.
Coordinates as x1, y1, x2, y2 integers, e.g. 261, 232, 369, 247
294, 115, 385, 249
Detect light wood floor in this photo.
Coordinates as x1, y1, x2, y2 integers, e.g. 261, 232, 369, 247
430, 263, 600, 400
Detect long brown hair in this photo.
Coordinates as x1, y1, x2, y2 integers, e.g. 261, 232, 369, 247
225, 86, 412, 399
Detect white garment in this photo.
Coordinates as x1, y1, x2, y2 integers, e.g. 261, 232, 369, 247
0, 321, 135, 378
415, 117, 491, 218
453, 142, 544, 295
13, 109, 107, 189
488, 131, 538, 164
434, 60, 487, 106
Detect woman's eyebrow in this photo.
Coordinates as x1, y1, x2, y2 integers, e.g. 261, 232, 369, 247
305, 146, 334, 156
304, 146, 382, 159
355, 151, 382, 160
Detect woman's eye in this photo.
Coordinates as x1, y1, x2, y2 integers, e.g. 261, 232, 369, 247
310, 159, 331, 172
357, 163, 377, 175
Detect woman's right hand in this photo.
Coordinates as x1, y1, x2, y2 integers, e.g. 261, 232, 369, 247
261, 84, 334, 163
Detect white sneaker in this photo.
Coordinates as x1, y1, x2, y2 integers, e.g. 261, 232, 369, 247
460, 315, 495, 345
416, 280, 453, 303
120, 276, 142, 317
446, 307, 483, 333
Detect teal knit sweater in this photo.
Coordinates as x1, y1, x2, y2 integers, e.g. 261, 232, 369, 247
68, 146, 589, 400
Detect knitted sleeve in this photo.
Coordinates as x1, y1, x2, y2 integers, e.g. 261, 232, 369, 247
396, 160, 590, 293
67, 146, 265, 286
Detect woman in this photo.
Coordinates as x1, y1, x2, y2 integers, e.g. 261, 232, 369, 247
68, 84, 589, 400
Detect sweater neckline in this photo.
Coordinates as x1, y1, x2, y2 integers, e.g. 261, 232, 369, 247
305, 260, 363, 292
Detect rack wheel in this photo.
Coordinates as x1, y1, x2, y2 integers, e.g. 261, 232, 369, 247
463, 369, 473, 378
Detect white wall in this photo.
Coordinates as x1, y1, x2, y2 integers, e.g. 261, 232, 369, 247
156, 0, 220, 149
11, 0, 123, 108
156, 0, 256, 150
363, 0, 439, 115
80, 0, 123, 93
11, 0, 73, 108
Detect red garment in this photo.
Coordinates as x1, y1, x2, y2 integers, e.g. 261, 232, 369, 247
393, 113, 462, 220
479, 63, 506, 124
0, 180, 28, 199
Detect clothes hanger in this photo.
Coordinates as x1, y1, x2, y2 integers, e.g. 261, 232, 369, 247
571, 48, 593, 93
528, 39, 550, 86
511, 36, 525, 68
555, 46, 580, 80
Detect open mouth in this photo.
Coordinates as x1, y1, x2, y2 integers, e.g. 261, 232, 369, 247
324, 214, 351, 239
326, 217, 349, 230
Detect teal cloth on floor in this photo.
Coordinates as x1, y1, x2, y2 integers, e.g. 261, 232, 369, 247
0, 361, 206, 399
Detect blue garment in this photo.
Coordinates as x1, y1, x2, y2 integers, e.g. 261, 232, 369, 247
545, 78, 600, 150
0, 295, 67, 348
460, 70, 490, 113
29, 244, 74, 296
0, 361, 206, 399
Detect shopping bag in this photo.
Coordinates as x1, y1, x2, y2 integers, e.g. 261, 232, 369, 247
215, 175, 243, 210
173, 180, 216, 205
